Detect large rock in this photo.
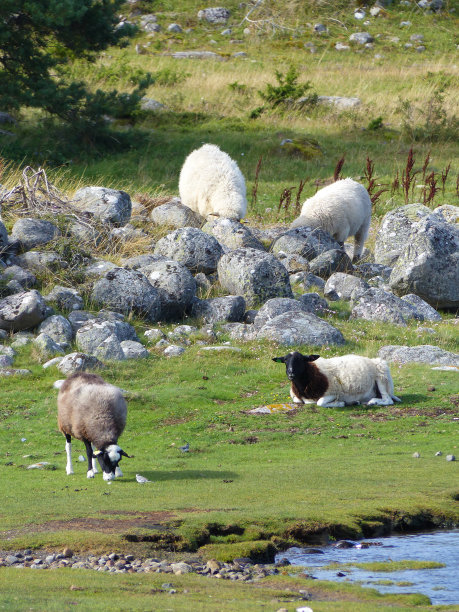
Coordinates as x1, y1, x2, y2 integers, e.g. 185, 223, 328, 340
123, 254, 166, 270
272, 226, 341, 261
144, 259, 196, 321
2, 265, 36, 289
38, 315, 73, 348
0, 290, 47, 331
0, 220, 8, 252
324, 273, 369, 301
309, 249, 353, 279
256, 311, 345, 346
91, 268, 161, 322
57, 352, 103, 375
379, 345, 459, 366
16, 251, 64, 272
388, 215, 459, 308
197, 7, 230, 23
431, 204, 459, 225
374, 204, 431, 266
11, 218, 60, 252
401, 294, 442, 322
154, 227, 223, 274
33, 333, 65, 356
75, 319, 138, 361
202, 218, 265, 252
150, 200, 203, 229
351, 287, 424, 326
253, 297, 310, 329
190, 295, 246, 323
44, 286, 84, 311
217, 248, 292, 307
73, 187, 132, 226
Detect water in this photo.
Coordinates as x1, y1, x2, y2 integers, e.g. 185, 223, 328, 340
278, 530, 459, 605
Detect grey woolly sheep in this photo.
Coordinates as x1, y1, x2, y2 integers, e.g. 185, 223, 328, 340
57, 372, 130, 481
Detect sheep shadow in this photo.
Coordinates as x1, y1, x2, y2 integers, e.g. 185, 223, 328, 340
124, 469, 238, 483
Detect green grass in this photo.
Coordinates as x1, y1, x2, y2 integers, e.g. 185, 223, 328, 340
0, 2, 458, 609
1, 316, 458, 556
0, 567, 437, 612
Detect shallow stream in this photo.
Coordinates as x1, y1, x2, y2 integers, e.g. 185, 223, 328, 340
278, 530, 459, 605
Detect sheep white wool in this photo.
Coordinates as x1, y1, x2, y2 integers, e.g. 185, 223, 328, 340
290, 178, 372, 260
179, 143, 247, 220
313, 354, 398, 407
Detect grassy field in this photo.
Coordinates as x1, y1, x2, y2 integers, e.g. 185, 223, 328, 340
0, 1, 458, 609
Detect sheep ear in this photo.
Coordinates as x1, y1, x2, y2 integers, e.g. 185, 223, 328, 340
272, 357, 286, 363
306, 355, 320, 362
119, 450, 132, 458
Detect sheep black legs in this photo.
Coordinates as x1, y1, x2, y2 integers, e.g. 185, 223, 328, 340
83, 438, 99, 479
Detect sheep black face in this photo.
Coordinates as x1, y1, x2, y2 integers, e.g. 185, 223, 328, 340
273, 352, 327, 403
273, 352, 320, 380
94, 445, 131, 481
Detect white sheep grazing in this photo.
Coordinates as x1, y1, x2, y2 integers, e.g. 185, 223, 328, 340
290, 178, 372, 261
57, 372, 130, 481
179, 143, 247, 220
273, 351, 401, 407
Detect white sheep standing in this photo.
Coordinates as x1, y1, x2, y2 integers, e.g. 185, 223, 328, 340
57, 372, 130, 481
179, 143, 247, 220
273, 351, 401, 407
290, 178, 372, 261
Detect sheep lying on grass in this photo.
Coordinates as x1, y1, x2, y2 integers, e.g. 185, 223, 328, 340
179, 143, 247, 220
273, 351, 401, 407
57, 372, 130, 481
290, 178, 372, 261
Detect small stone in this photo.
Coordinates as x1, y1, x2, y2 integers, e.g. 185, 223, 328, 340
427, 385, 435, 392
412, 452, 421, 458
63, 548, 73, 558
435, 451, 442, 456
446, 455, 456, 462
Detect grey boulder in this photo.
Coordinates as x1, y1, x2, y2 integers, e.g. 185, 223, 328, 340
202, 218, 265, 252
38, 315, 74, 348
256, 311, 345, 346
272, 226, 341, 260
33, 333, 65, 356
217, 248, 292, 307
324, 273, 370, 301
91, 268, 161, 322
57, 352, 104, 375
197, 7, 230, 23
309, 249, 353, 279
145, 259, 196, 321
120, 340, 149, 359
297, 292, 329, 314
0, 290, 47, 331
150, 200, 203, 229
374, 204, 431, 266
73, 186, 132, 226
16, 251, 64, 272
154, 227, 223, 274
44, 286, 84, 311
11, 218, 60, 252
389, 215, 459, 308
378, 345, 459, 366
2, 265, 37, 289
253, 297, 310, 329
401, 294, 442, 322
351, 287, 424, 326
190, 295, 246, 324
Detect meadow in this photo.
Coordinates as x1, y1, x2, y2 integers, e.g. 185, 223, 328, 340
0, 1, 458, 609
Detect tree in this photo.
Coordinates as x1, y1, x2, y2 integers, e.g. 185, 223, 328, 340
0, 1, 140, 127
